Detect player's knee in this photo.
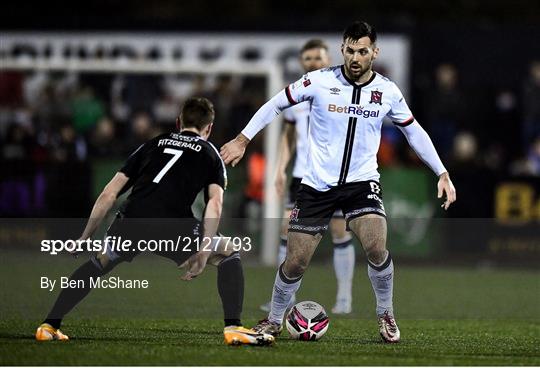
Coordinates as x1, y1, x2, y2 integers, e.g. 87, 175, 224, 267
213, 237, 233, 257
365, 246, 387, 265
218, 251, 240, 266
95, 252, 110, 269
92, 252, 120, 275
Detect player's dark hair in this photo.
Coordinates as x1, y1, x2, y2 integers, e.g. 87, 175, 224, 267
300, 39, 329, 54
343, 21, 377, 44
180, 97, 215, 130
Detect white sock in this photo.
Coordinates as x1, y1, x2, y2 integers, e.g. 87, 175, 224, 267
278, 237, 296, 306
268, 264, 302, 324
278, 237, 287, 265
367, 251, 394, 316
333, 235, 354, 304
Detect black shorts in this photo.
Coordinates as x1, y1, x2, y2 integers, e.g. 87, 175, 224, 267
286, 177, 344, 218
288, 180, 386, 235
103, 216, 201, 266
286, 177, 303, 209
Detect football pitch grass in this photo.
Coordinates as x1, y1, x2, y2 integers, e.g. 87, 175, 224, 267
0, 250, 538, 365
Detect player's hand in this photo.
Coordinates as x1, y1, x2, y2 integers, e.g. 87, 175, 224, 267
437, 172, 456, 210
181, 250, 211, 281
220, 134, 250, 167
275, 170, 287, 197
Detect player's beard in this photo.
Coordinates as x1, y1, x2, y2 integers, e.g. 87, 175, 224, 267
347, 60, 372, 82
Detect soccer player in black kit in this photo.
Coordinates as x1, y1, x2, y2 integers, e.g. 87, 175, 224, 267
35, 97, 274, 346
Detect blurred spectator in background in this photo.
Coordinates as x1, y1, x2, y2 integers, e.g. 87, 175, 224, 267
80, 72, 113, 104
452, 131, 478, 165
153, 89, 179, 124
190, 74, 208, 97
527, 138, 540, 175
230, 76, 266, 139
486, 89, 520, 172
447, 132, 494, 217
71, 86, 105, 135
47, 123, 91, 216
110, 75, 131, 122
424, 63, 465, 161
0, 71, 24, 108
34, 83, 64, 133
238, 135, 265, 223
522, 60, 540, 150
22, 71, 49, 106
207, 74, 235, 147
89, 117, 122, 157
527, 136, 540, 176
1, 123, 32, 161
50, 123, 87, 162
511, 137, 540, 176
125, 111, 159, 153
123, 74, 161, 115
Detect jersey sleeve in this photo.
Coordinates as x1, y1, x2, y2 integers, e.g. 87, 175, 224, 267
282, 107, 296, 124
206, 143, 228, 190
119, 143, 147, 178
285, 73, 315, 105
386, 83, 415, 127
240, 73, 316, 140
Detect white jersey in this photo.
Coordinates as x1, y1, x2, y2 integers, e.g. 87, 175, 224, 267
241, 65, 446, 192
283, 102, 310, 179
285, 66, 413, 191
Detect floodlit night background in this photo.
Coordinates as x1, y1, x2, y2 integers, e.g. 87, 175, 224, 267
0, 1, 539, 365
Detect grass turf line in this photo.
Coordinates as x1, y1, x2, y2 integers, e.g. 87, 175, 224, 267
0, 250, 538, 365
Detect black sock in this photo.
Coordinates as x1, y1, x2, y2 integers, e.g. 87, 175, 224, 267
43, 259, 112, 329
217, 253, 243, 327
224, 319, 242, 327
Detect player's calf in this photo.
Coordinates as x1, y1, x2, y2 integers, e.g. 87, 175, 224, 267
283, 231, 322, 278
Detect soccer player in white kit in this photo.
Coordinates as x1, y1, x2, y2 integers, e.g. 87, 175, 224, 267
259, 39, 356, 315
221, 21, 456, 343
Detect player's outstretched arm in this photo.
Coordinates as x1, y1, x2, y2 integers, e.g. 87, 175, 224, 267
220, 89, 293, 166
275, 123, 297, 196
397, 121, 457, 209
182, 184, 224, 280
79, 172, 129, 240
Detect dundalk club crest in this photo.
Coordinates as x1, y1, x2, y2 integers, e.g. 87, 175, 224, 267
290, 207, 300, 222
369, 90, 383, 105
